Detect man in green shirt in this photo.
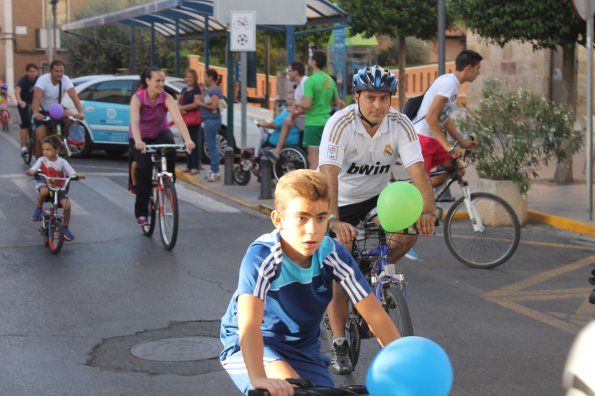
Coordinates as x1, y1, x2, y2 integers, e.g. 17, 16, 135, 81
300, 51, 343, 169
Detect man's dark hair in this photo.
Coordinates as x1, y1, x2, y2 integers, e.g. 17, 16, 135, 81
455, 50, 482, 71
289, 60, 305, 76
49, 60, 65, 70
25, 63, 39, 71
311, 51, 327, 70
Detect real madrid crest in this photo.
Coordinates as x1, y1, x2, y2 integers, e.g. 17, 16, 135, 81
384, 144, 393, 157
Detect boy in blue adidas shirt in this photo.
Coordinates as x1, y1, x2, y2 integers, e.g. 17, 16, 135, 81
220, 169, 400, 395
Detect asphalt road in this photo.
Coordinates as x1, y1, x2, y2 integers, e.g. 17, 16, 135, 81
0, 119, 594, 396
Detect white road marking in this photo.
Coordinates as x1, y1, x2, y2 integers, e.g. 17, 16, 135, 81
175, 183, 240, 213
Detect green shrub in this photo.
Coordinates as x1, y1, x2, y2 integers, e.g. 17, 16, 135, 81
457, 79, 582, 194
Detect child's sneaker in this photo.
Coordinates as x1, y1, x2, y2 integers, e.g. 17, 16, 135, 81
31, 207, 42, 221
63, 227, 75, 241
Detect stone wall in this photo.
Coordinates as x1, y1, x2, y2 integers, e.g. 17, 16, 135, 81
464, 31, 552, 108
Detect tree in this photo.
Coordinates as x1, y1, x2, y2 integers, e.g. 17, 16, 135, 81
338, 0, 451, 108
450, 0, 587, 183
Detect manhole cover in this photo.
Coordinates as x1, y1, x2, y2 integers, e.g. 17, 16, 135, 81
130, 336, 220, 362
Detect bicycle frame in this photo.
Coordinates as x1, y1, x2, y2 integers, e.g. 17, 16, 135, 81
430, 156, 485, 233
353, 224, 408, 301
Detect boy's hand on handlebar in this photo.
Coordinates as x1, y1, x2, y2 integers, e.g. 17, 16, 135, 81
459, 139, 476, 149
74, 113, 85, 121
416, 211, 436, 236
184, 140, 196, 154
450, 146, 466, 159
74, 173, 86, 180
330, 220, 356, 246
26, 169, 36, 177
34, 113, 44, 121
251, 377, 294, 396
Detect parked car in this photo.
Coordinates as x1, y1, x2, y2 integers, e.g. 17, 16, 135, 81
62, 74, 270, 161
71, 74, 114, 87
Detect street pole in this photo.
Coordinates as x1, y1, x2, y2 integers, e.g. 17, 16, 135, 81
50, 0, 58, 63
587, 14, 593, 221
438, 0, 446, 75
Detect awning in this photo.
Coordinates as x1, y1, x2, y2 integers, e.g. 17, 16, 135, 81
62, 0, 349, 35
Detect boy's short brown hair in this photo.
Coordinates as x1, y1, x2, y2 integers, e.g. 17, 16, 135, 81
41, 135, 62, 151
275, 169, 329, 212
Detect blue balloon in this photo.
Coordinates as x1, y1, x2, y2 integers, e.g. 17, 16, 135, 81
366, 336, 453, 396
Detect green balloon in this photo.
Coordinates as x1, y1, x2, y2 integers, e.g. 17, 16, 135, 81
377, 182, 423, 232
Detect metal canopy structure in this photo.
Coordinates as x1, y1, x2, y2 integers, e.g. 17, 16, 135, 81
62, 0, 349, 36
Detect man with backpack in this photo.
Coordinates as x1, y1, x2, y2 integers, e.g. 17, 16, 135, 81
411, 50, 482, 186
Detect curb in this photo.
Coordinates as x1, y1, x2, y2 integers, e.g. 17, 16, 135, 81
175, 167, 273, 216
527, 210, 595, 237
176, 167, 594, 237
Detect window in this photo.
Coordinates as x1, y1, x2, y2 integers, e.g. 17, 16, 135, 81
87, 79, 135, 104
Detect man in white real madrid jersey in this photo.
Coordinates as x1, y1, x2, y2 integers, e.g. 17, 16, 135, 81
319, 65, 436, 375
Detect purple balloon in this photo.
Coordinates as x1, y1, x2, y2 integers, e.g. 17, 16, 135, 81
48, 103, 64, 120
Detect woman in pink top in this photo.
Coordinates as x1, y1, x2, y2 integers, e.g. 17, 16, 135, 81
129, 66, 195, 226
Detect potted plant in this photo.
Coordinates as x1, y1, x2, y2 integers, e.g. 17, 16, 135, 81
457, 79, 583, 224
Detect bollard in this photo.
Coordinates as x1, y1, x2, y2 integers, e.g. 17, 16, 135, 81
259, 155, 273, 200
224, 146, 235, 185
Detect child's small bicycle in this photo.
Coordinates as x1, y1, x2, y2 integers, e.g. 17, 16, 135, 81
0, 108, 10, 132
35, 172, 79, 254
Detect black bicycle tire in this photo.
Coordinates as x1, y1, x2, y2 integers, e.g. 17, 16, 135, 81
273, 147, 308, 181
158, 178, 179, 250
444, 192, 521, 269
321, 309, 361, 372
233, 166, 251, 185
142, 187, 157, 237
47, 218, 64, 254
383, 283, 414, 337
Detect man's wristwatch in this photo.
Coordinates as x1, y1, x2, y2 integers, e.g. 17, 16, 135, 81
447, 146, 456, 154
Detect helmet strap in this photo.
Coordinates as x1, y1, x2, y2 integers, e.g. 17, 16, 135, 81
357, 103, 380, 128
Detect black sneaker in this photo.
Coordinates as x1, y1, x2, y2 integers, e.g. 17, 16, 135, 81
330, 338, 353, 375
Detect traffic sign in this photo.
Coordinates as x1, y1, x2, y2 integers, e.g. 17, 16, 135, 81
573, 0, 595, 20
230, 11, 256, 52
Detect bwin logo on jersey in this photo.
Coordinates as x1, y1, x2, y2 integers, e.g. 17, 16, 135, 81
346, 162, 391, 175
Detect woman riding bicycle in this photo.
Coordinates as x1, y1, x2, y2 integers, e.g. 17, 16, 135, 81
129, 66, 195, 226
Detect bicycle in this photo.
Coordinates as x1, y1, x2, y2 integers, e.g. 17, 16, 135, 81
249, 378, 368, 395
36, 114, 85, 160
35, 172, 79, 254
322, 219, 415, 371
233, 120, 308, 185
1, 108, 10, 132
398, 146, 521, 269
141, 143, 186, 250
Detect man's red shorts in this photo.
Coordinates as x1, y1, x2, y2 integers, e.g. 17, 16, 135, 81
418, 135, 451, 174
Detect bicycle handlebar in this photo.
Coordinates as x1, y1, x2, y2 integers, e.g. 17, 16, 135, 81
34, 172, 79, 191
144, 143, 187, 152
248, 385, 368, 396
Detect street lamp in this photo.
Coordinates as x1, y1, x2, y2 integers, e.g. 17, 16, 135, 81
49, 0, 58, 63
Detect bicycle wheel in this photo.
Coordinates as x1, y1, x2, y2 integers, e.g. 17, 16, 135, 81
158, 178, 179, 250
233, 165, 251, 186
22, 135, 34, 165
321, 309, 361, 370
273, 147, 308, 181
382, 283, 414, 337
47, 218, 64, 254
444, 192, 520, 269
142, 187, 157, 237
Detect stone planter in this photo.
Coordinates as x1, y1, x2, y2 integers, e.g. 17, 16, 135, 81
476, 177, 528, 226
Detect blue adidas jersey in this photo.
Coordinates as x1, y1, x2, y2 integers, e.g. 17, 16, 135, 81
220, 230, 371, 361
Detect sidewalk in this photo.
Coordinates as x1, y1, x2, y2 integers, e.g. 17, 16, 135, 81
176, 159, 595, 238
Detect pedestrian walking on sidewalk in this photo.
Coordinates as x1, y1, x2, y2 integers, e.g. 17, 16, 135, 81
197, 69, 224, 182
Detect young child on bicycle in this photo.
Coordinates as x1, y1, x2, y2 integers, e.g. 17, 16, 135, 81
220, 169, 400, 396
26, 135, 85, 241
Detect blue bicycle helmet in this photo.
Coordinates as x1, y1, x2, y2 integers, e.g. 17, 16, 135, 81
352, 65, 397, 95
